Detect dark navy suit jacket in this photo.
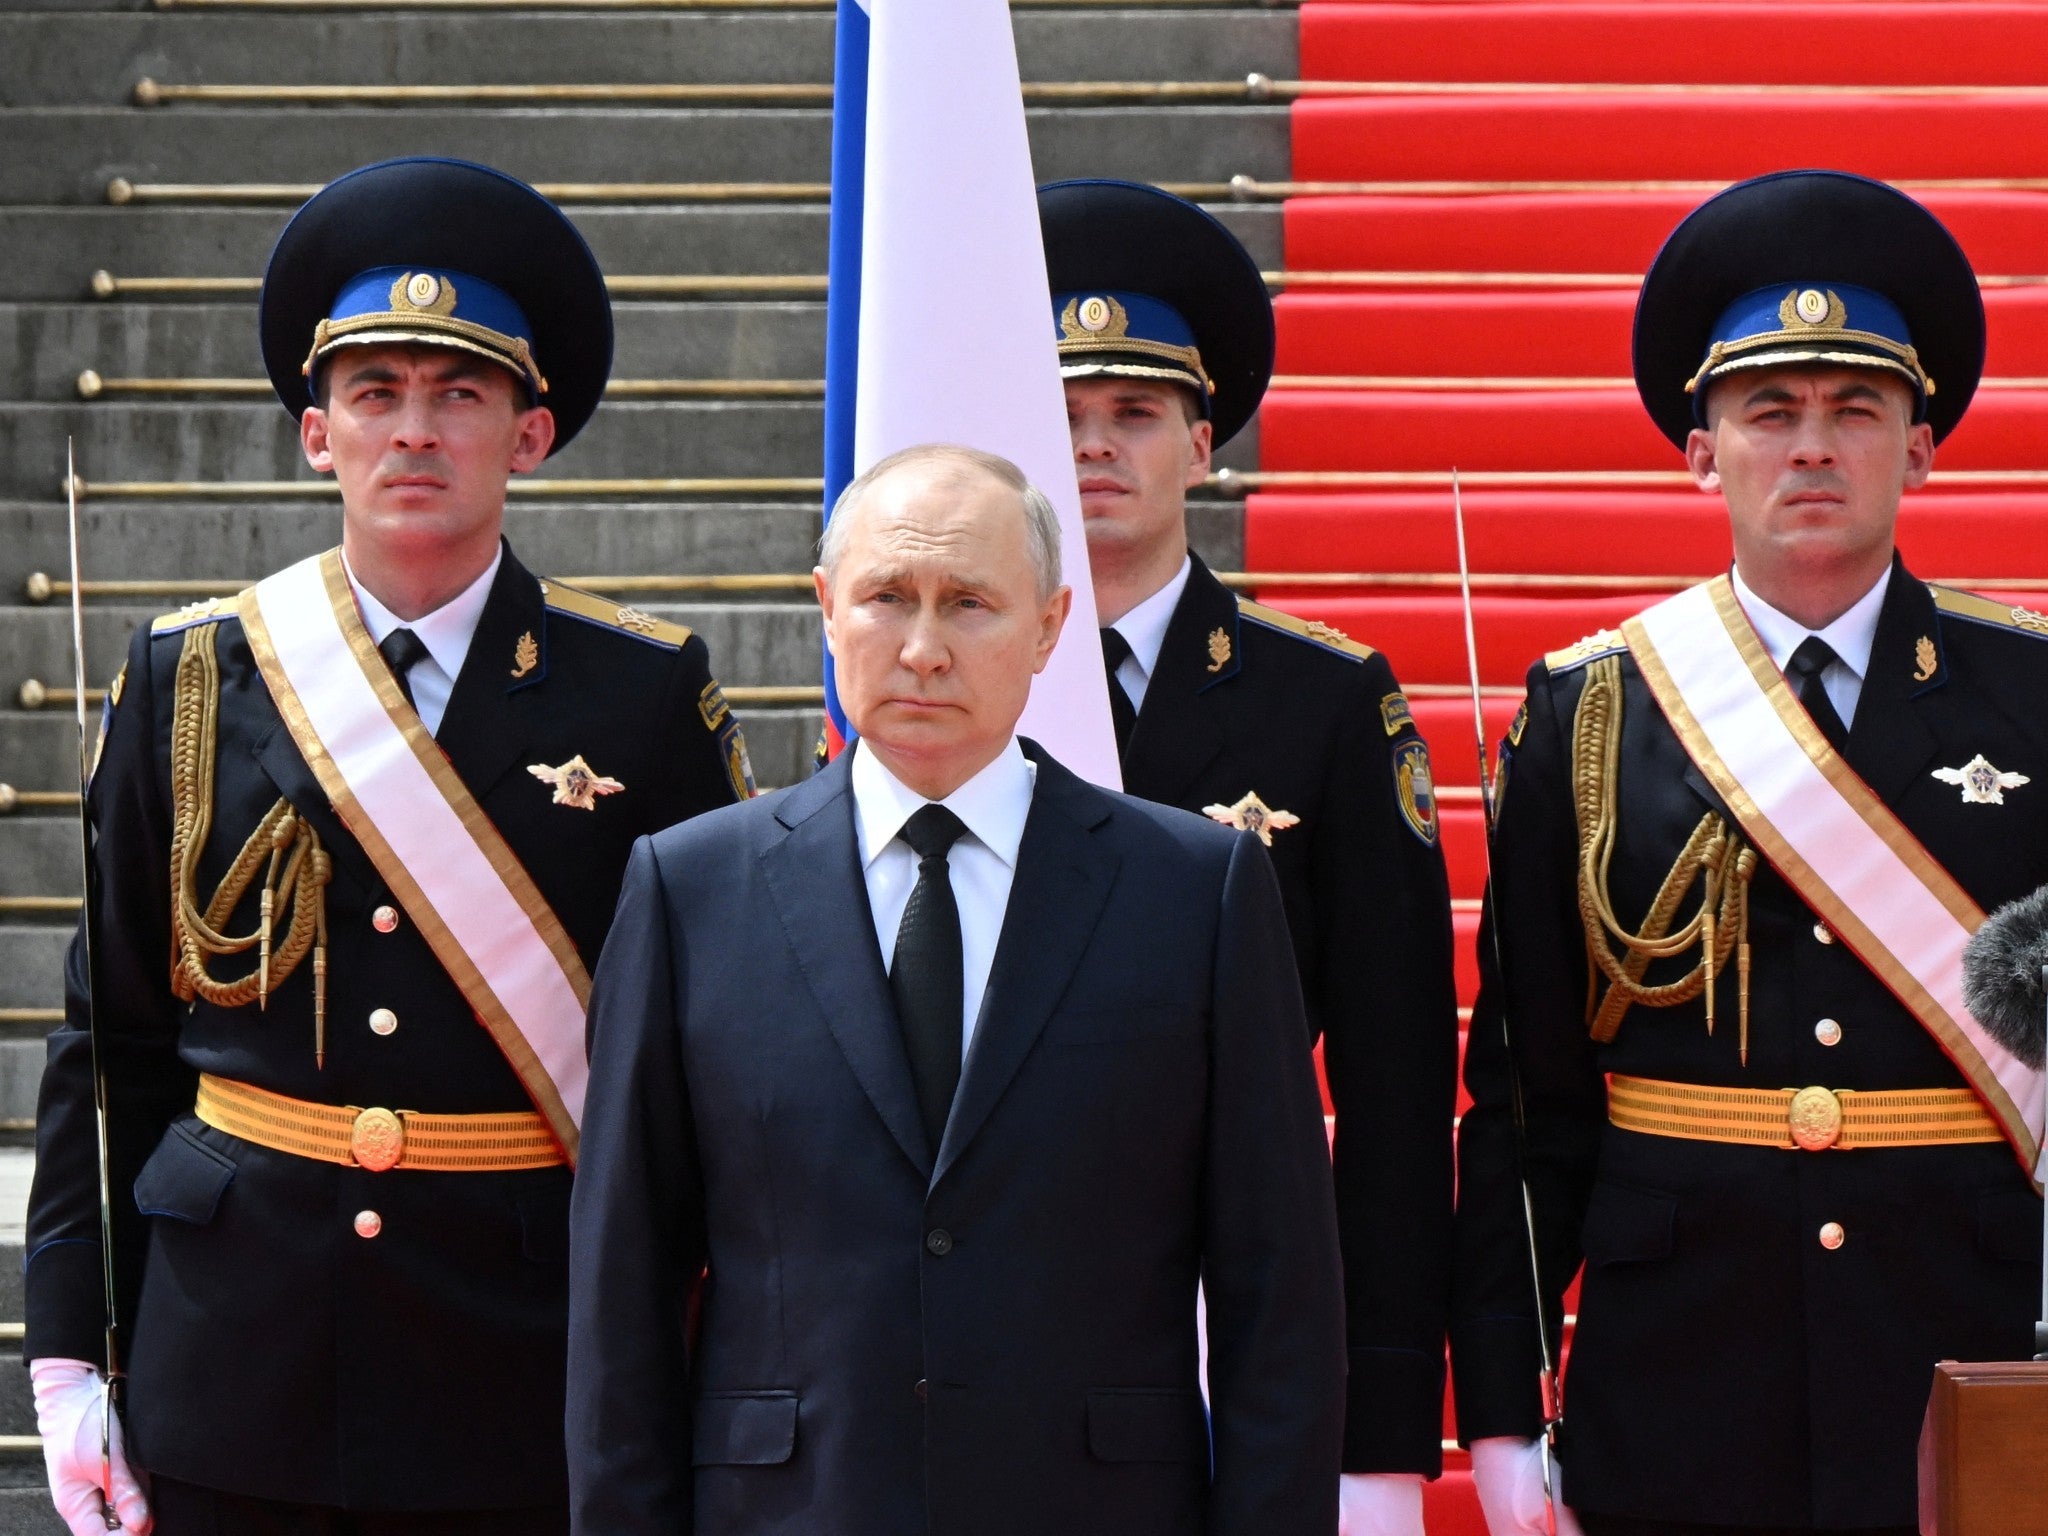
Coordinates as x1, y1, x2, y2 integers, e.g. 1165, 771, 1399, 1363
567, 741, 1346, 1536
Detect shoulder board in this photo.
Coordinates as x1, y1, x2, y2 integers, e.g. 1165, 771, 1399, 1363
1544, 628, 1627, 673
1235, 597, 1377, 662
542, 580, 696, 650
1930, 585, 2048, 641
151, 593, 243, 635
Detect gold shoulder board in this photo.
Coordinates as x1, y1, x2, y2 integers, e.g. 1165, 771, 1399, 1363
1544, 628, 1627, 673
1236, 597, 1377, 662
1930, 585, 2048, 640
542, 581, 697, 649
151, 593, 244, 635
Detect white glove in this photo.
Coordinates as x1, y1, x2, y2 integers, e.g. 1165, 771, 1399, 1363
1338, 1471, 1424, 1536
32, 1358, 151, 1536
1468, 1436, 1584, 1536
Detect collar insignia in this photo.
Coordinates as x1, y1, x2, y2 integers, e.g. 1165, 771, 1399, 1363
1205, 626, 1232, 673
1931, 754, 2030, 805
510, 631, 539, 679
1913, 635, 1937, 683
528, 754, 625, 810
1202, 791, 1300, 847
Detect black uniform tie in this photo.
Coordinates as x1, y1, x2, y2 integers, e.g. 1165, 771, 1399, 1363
1786, 636, 1849, 752
1099, 627, 1138, 755
378, 627, 431, 711
891, 804, 969, 1151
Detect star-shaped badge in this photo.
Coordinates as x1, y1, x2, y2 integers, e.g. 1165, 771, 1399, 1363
1931, 754, 2030, 805
528, 754, 625, 810
1202, 791, 1300, 847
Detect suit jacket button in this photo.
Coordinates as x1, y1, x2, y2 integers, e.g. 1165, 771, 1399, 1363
914, 1379, 928, 1403
372, 905, 401, 934
925, 1229, 953, 1256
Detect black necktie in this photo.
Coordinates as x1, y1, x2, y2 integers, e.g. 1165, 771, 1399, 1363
1099, 627, 1138, 756
1786, 636, 1850, 751
891, 804, 968, 1151
378, 627, 430, 710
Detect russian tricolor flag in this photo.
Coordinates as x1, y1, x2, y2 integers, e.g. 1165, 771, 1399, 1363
820, 0, 1120, 789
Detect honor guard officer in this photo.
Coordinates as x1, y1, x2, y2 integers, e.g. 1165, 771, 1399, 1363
1452, 170, 2048, 1536
25, 157, 750, 1536
1040, 179, 1461, 1536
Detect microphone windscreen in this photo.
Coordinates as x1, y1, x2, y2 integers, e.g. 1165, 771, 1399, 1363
1962, 883, 2048, 1070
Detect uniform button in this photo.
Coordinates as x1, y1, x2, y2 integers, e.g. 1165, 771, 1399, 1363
1813, 922, 1835, 945
372, 905, 401, 934
353, 1210, 383, 1239
1818, 1221, 1845, 1250
1814, 1018, 1843, 1046
925, 1229, 953, 1256
368, 1008, 398, 1037
913, 1379, 928, 1403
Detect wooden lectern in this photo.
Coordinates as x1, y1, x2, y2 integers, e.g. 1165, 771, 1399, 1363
1917, 1359, 2048, 1534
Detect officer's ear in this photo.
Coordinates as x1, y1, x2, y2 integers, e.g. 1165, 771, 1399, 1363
1685, 425, 1722, 495
1182, 395, 1213, 490
509, 405, 556, 473
302, 404, 335, 475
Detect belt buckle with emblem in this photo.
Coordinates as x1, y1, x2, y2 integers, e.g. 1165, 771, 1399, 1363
1788, 1085, 1844, 1151
351, 1106, 406, 1171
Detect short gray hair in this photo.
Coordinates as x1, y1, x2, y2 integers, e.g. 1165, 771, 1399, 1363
817, 443, 1063, 602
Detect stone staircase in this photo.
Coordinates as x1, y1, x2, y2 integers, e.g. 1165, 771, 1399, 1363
0, 0, 1295, 1519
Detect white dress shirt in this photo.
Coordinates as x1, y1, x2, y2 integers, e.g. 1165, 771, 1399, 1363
1105, 555, 1193, 712
344, 547, 502, 737
851, 737, 1037, 1059
1731, 562, 1890, 732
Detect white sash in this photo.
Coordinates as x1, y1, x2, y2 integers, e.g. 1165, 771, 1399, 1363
241, 550, 586, 1162
1623, 576, 2043, 1171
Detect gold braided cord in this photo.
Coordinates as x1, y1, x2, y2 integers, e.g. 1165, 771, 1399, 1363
168, 623, 331, 1056
1572, 654, 1758, 1055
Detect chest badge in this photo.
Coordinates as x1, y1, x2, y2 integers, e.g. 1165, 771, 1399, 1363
528, 754, 625, 810
1203, 791, 1299, 847
1931, 754, 2030, 805
1205, 626, 1232, 673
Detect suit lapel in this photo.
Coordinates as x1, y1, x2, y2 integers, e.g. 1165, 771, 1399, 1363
433, 544, 546, 803
1121, 556, 1238, 804
758, 757, 932, 1178
1841, 559, 1944, 804
934, 745, 1118, 1186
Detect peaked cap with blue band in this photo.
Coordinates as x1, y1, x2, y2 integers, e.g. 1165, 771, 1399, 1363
258, 157, 612, 453
1633, 169, 1984, 449
1038, 178, 1274, 448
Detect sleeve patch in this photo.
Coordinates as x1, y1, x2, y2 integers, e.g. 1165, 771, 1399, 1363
1393, 738, 1438, 847
699, 679, 731, 732
1507, 699, 1529, 749
720, 721, 756, 800
1379, 690, 1415, 737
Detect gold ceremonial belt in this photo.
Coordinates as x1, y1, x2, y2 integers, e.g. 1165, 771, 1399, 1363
1608, 1074, 2002, 1151
196, 1073, 565, 1172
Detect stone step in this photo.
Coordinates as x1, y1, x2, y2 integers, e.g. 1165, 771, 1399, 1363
0, 499, 845, 598
0, 205, 1281, 302
2, 301, 830, 401
0, 703, 823, 803
0, 106, 1286, 205
0, 399, 829, 496
0, 11, 1295, 106
0, 928, 67, 1009
0, 822, 79, 897
0, 399, 1260, 498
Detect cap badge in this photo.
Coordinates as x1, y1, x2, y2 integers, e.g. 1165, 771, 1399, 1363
1780, 287, 1846, 331
528, 754, 625, 810
1206, 626, 1232, 673
390, 271, 459, 316
1203, 790, 1299, 847
1912, 635, 1937, 683
1931, 753, 2030, 805
1060, 294, 1131, 341
510, 631, 538, 679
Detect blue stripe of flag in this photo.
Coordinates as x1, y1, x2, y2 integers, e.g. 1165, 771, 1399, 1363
819, 0, 870, 756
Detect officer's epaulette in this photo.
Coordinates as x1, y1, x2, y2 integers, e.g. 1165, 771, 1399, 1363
1929, 585, 2048, 642
541, 580, 696, 650
1235, 597, 1376, 662
1544, 628, 1627, 673
150, 593, 244, 635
